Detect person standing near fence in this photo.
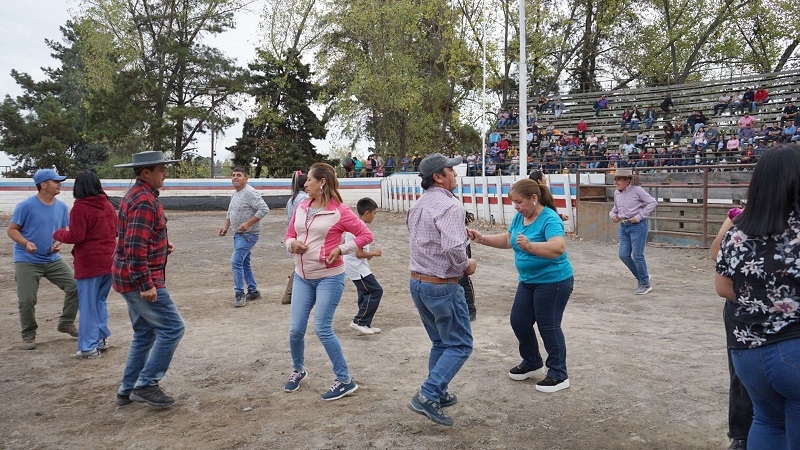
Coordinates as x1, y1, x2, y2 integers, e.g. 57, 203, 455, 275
406, 153, 477, 426
112, 151, 185, 408
609, 168, 657, 294
53, 171, 117, 359
218, 167, 270, 307
7, 169, 79, 350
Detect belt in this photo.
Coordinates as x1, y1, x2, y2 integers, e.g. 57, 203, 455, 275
410, 272, 459, 284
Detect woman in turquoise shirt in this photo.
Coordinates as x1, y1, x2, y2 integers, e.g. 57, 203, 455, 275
469, 179, 574, 393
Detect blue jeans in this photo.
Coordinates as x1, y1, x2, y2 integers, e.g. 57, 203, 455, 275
618, 219, 650, 286
351, 274, 383, 327
510, 277, 573, 381
231, 232, 259, 294
409, 279, 473, 403
289, 273, 350, 382
76, 275, 112, 352
731, 338, 800, 450
118, 288, 185, 394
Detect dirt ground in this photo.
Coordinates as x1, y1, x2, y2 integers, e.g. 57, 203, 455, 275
0, 210, 732, 449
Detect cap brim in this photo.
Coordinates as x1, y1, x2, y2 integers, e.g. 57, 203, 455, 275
445, 156, 463, 167
114, 159, 181, 168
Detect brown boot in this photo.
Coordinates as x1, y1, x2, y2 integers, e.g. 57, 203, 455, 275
281, 274, 293, 304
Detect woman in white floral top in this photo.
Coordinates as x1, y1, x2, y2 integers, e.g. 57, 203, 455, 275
714, 144, 800, 448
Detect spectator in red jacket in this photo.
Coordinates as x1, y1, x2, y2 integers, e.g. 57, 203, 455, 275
53, 171, 117, 359
753, 85, 770, 112
576, 119, 588, 140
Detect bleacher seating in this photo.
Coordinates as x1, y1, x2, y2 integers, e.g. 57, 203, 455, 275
489, 69, 800, 172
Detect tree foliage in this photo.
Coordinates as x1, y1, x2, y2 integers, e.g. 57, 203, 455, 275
76, 0, 245, 159
227, 49, 329, 177
319, 0, 482, 156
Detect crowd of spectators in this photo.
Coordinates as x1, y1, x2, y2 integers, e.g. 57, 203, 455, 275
339, 86, 798, 178
477, 87, 800, 176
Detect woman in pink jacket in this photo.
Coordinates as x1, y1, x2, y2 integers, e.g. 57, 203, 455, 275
53, 171, 117, 359
283, 163, 373, 400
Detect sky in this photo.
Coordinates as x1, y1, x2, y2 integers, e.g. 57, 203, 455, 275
0, 0, 347, 172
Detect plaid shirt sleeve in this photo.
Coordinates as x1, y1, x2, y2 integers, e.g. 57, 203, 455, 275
124, 200, 158, 291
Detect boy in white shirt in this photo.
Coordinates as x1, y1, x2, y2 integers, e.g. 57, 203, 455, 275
344, 198, 384, 335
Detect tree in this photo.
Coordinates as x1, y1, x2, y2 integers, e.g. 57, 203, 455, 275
227, 49, 329, 177
77, 0, 246, 160
0, 21, 110, 176
320, 0, 482, 157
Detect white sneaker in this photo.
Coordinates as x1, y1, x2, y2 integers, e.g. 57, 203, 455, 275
350, 322, 374, 335
368, 326, 381, 334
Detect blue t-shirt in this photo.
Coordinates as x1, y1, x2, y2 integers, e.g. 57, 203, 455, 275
10, 195, 69, 264
508, 207, 573, 284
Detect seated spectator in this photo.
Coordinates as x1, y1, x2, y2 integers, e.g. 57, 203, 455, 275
594, 95, 609, 117
537, 94, 549, 113
713, 91, 732, 115
621, 140, 635, 155
485, 158, 497, 175
694, 128, 708, 150
704, 124, 720, 148
619, 107, 632, 129
643, 106, 657, 128
585, 132, 598, 148
739, 125, 756, 147
740, 144, 754, 164
688, 110, 708, 133
766, 121, 782, 142
598, 135, 608, 152
780, 123, 797, 143
753, 85, 769, 111
754, 123, 769, 144
553, 99, 565, 118
663, 120, 675, 143
741, 87, 755, 114
497, 109, 509, 128
629, 107, 641, 130
508, 108, 519, 128
726, 134, 741, 154
738, 112, 757, 137
660, 93, 674, 115
635, 131, 647, 149
576, 118, 588, 140
728, 90, 745, 115
780, 100, 799, 127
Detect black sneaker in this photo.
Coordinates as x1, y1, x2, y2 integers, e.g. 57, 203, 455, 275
728, 438, 747, 450
246, 290, 261, 301
440, 392, 457, 408
116, 392, 132, 406
535, 377, 570, 393
408, 392, 453, 426
130, 385, 175, 408
234, 292, 246, 307
508, 364, 545, 381
321, 379, 358, 401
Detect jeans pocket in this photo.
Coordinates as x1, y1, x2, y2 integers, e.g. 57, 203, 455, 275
777, 338, 800, 370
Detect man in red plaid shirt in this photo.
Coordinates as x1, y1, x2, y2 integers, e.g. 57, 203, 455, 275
112, 151, 185, 409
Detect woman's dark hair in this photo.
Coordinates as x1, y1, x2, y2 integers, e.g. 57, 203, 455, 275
529, 170, 544, 183
509, 178, 558, 213
290, 170, 307, 202
735, 144, 800, 235
73, 171, 105, 199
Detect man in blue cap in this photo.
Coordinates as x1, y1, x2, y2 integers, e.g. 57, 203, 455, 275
7, 169, 79, 350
